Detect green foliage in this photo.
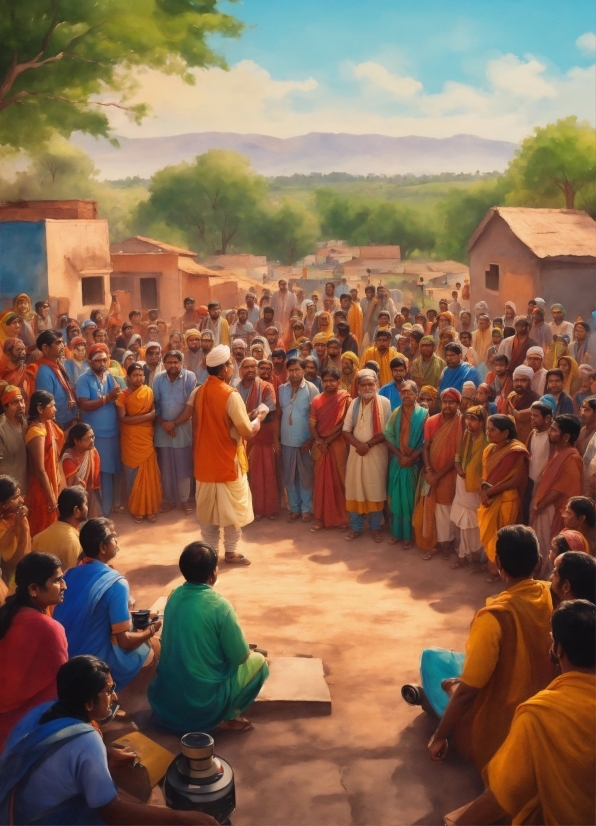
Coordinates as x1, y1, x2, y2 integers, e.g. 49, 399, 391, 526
252, 200, 319, 265
0, 0, 243, 148
314, 189, 435, 257
434, 178, 509, 263
136, 150, 269, 255
505, 117, 596, 209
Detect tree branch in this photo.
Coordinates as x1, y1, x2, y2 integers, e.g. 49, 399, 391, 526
0, 90, 138, 114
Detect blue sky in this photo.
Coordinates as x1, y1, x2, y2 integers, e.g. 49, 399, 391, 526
107, 0, 596, 142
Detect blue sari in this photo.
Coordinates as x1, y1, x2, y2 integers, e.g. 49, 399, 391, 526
383, 403, 427, 540
53, 563, 148, 688
0, 702, 99, 825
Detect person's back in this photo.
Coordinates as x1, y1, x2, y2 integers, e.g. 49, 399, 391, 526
149, 542, 268, 733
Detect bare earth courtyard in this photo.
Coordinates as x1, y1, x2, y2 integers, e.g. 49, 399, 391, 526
111, 508, 497, 826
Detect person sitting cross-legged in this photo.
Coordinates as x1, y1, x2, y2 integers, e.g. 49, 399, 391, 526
445, 600, 595, 826
148, 541, 269, 734
0, 655, 217, 825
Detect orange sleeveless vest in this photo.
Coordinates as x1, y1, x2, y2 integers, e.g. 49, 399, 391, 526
193, 376, 239, 483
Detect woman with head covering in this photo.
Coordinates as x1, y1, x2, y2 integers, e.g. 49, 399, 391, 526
437, 328, 458, 360
477, 414, 530, 581
121, 350, 136, 372
303, 300, 317, 337
339, 351, 359, 397
474, 301, 489, 325
11, 294, 37, 349
0, 313, 23, 346
503, 301, 516, 327
418, 385, 438, 410
544, 333, 569, 370
557, 355, 581, 396
471, 314, 493, 368
310, 310, 334, 341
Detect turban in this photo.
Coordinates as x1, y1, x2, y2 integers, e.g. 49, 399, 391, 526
312, 333, 329, 345
205, 344, 230, 368
526, 346, 543, 358
462, 381, 477, 398
579, 363, 594, 374
341, 351, 360, 368
88, 343, 110, 361
513, 365, 534, 380
551, 303, 565, 314
474, 301, 489, 314
411, 324, 425, 333
466, 404, 486, 420
3, 338, 21, 354
441, 388, 461, 402
69, 336, 85, 349
420, 385, 438, 402
232, 339, 247, 349
539, 394, 558, 414
145, 340, 161, 351
2, 312, 19, 326
491, 327, 503, 338
421, 335, 435, 345
559, 530, 590, 553
534, 297, 546, 309
81, 319, 96, 330
184, 328, 201, 340
197, 306, 209, 317
129, 334, 142, 345
0, 385, 22, 405
121, 350, 135, 363
356, 369, 377, 383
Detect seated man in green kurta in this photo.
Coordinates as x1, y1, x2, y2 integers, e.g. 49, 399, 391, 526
148, 542, 269, 732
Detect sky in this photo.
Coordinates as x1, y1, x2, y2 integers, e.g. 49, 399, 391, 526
106, 0, 596, 143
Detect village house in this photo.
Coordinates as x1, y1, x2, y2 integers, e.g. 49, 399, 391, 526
339, 245, 402, 277
0, 199, 112, 318
202, 253, 267, 281
468, 207, 596, 320
314, 241, 360, 267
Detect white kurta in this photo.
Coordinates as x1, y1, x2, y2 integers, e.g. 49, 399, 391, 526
450, 474, 481, 555
343, 395, 391, 509
195, 391, 257, 528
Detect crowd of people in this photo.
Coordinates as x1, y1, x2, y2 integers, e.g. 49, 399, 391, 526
0, 281, 594, 824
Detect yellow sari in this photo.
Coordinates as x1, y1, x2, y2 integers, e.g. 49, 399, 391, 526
478, 440, 529, 562
116, 385, 162, 516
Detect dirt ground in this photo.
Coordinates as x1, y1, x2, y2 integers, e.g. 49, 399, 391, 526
110, 507, 498, 826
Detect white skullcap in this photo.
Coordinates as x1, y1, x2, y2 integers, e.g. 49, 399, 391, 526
205, 344, 230, 367
513, 365, 534, 380
357, 369, 377, 382
462, 380, 476, 397
579, 363, 593, 374
232, 338, 247, 348
526, 346, 543, 358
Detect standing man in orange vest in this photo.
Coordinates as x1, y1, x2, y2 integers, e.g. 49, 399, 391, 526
191, 345, 268, 566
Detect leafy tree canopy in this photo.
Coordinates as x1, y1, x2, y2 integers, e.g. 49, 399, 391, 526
253, 200, 320, 266
136, 150, 269, 255
505, 116, 596, 209
0, 0, 243, 148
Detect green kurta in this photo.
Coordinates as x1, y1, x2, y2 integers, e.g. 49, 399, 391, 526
148, 582, 268, 732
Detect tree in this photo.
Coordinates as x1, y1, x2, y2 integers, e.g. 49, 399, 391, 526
505, 117, 596, 209
315, 189, 373, 242
136, 150, 269, 255
0, 0, 243, 149
253, 200, 319, 265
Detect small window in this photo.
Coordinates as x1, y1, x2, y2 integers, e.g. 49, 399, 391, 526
82, 276, 105, 306
485, 264, 499, 292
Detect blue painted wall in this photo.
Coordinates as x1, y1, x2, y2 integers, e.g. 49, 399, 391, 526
0, 221, 48, 306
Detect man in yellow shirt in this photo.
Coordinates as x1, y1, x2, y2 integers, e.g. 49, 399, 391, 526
403, 525, 555, 774
31, 486, 87, 572
360, 330, 402, 387
446, 599, 595, 825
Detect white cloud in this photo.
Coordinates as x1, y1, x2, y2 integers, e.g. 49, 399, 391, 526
576, 32, 596, 55
486, 54, 557, 99
352, 62, 422, 97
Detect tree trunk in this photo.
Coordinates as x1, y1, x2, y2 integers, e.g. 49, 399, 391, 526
563, 181, 575, 209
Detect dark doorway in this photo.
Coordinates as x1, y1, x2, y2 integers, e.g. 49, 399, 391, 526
140, 277, 158, 309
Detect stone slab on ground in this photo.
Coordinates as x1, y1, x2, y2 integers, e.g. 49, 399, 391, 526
255, 656, 331, 712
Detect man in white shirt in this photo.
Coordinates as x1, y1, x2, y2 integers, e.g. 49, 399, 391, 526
526, 346, 548, 396
523, 400, 553, 523
549, 303, 574, 340
244, 293, 260, 326
269, 279, 296, 337
229, 307, 255, 346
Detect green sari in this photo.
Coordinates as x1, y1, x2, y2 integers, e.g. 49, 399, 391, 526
384, 403, 428, 540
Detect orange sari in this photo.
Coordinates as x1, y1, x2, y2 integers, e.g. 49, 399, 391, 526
478, 440, 529, 562
25, 421, 64, 536
116, 385, 162, 517
310, 390, 351, 527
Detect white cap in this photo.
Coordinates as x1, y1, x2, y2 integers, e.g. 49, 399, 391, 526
526, 346, 543, 358
513, 365, 534, 380
205, 344, 230, 367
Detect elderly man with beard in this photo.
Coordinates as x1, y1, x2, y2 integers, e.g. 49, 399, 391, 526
340, 352, 359, 397
76, 344, 122, 517
153, 350, 197, 515
231, 339, 247, 383
506, 365, 540, 444
498, 316, 540, 374
183, 329, 203, 379
525, 345, 547, 395
0, 386, 28, 494
192, 346, 267, 565
0, 339, 34, 403
342, 369, 391, 542
143, 342, 163, 389
200, 301, 230, 346
236, 357, 278, 521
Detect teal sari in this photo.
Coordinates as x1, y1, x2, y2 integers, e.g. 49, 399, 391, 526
384, 403, 427, 540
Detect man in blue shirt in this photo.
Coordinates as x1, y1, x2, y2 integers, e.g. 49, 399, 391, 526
153, 350, 196, 513
76, 344, 122, 515
35, 330, 78, 429
379, 357, 407, 411
437, 343, 480, 401
275, 357, 318, 522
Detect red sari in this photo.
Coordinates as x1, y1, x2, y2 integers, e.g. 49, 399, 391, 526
241, 378, 279, 518
309, 390, 351, 527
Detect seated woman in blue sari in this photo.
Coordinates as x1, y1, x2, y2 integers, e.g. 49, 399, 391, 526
0, 655, 216, 825
53, 518, 160, 689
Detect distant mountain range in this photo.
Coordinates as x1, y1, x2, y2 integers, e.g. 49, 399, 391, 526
73, 131, 518, 180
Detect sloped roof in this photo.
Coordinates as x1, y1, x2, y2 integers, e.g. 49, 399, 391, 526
177, 259, 219, 277
468, 208, 596, 259
110, 236, 197, 256
358, 245, 401, 259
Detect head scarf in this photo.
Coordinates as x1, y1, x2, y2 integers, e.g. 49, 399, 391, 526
341, 351, 359, 369
12, 293, 34, 321
557, 355, 580, 395
128, 333, 142, 346
465, 404, 487, 421
474, 301, 489, 316
184, 328, 201, 341
122, 350, 135, 364
420, 385, 439, 404
206, 344, 230, 367
2, 312, 20, 327
2, 338, 21, 354
420, 335, 435, 346
539, 394, 558, 414
534, 297, 546, 309
441, 388, 461, 402
0, 384, 22, 406
559, 530, 590, 553
504, 301, 517, 315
